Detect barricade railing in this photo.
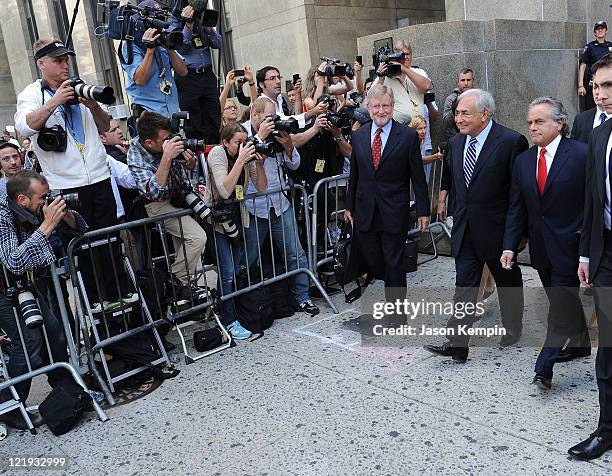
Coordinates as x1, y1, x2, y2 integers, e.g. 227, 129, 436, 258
208, 184, 338, 317
0, 262, 108, 434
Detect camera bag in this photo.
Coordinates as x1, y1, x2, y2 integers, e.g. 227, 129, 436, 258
262, 264, 296, 319
39, 379, 92, 436
333, 222, 370, 303
193, 328, 223, 352
404, 239, 418, 273
234, 267, 274, 338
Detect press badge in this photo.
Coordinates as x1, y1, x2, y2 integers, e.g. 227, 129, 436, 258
160, 80, 172, 95
315, 159, 325, 173
193, 36, 204, 48
235, 185, 244, 200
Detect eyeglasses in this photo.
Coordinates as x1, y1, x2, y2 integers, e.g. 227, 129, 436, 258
264, 75, 282, 82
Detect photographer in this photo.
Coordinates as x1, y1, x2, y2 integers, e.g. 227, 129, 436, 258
220, 68, 256, 127
14, 37, 133, 313
120, 0, 187, 130
301, 62, 353, 112
0, 142, 24, 197
175, 2, 222, 143
204, 123, 267, 339
127, 111, 206, 293
242, 97, 319, 316
0, 171, 78, 430
375, 40, 431, 124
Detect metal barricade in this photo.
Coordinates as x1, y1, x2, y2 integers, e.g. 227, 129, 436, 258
0, 263, 108, 434
207, 184, 338, 318
310, 174, 349, 274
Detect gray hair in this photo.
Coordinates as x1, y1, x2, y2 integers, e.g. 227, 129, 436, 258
528, 96, 570, 137
367, 83, 395, 104
457, 88, 495, 117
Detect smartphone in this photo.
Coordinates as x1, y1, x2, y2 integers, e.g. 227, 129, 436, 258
285, 80, 294, 92
356, 55, 363, 66
233, 69, 245, 77
293, 73, 300, 85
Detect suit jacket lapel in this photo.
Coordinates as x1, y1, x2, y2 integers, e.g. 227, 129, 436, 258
378, 121, 401, 171
469, 121, 501, 185
454, 134, 468, 195
596, 119, 612, 201
364, 123, 374, 172
524, 147, 540, 200
542, 136, 570, 195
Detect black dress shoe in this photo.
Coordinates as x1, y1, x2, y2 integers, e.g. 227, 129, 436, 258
499, 331, 521, 347
0, 409, 43, 430
555, 348, 591, 363
423, 343, 468, 362
569, 434, 612, 460
532, 374, 552, 390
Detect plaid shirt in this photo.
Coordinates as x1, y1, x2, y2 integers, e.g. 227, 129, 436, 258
127, 138, 188, 202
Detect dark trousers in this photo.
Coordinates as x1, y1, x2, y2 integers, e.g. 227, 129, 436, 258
65, 179, 128, 303
447, 230, 524, 346
593, 233, 612, 438
0, 285, 69, 404
534, 267, 590, 378
176, 69, 221, 145
358, 217, 407, 304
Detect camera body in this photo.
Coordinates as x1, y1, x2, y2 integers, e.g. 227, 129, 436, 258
247, 137, 281, 156
173, 181, 212, 227
269, 114, 299, 134
37, 125, 67, 152
46, 190, 80, 208
5, 279, 43, 329
373, 44, 405, 77
167, 133, 206, 152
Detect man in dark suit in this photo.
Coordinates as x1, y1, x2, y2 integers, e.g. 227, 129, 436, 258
345, 83, 430, 307
570, 53, 612, 461
501, 97, 591, 391
571, 83, 611, 144
424, 89, 528, 362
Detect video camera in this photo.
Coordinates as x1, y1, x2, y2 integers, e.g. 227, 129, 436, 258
373, 44, 405, 77
319, 56, 354, 79
181, 0, 219, 28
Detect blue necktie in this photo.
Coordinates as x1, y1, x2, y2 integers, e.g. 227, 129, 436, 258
463, 137, 478, 187
600, 112, 607, 126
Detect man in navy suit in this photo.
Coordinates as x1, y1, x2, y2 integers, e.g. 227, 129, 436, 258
501, 97, 591, 390
345, 83, 430, 307
571, 52, 612, 461
571, 83, 611, 144
424, 89, 528, 362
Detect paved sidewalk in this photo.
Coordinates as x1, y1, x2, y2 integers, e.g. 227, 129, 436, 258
2, 256, 610, 475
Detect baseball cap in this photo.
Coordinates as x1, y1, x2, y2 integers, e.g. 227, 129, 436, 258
594, 21, 608, 31
33, 40, 75, 61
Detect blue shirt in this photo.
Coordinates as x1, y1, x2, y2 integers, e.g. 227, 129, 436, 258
121, 43, 180, 116
462, 119, 493, 163
370, 120, 393, 154
179, 25, 222, 68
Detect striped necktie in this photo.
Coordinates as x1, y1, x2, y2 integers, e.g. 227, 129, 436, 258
600, 112, 608, 126
463, 136, 478, 187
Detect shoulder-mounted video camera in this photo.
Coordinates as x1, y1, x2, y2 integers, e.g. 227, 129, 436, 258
319, 56, 355, 79
373, 44, 405, 77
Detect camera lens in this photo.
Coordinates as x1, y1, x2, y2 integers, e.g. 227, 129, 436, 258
221, 220, 241, 246
18, 291, 44, 329
184, 191, 212, 223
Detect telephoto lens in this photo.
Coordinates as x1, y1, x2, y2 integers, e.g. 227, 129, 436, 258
183, 139, 206, 150
46, 191, 80, 209
220, 220, 241, 246
69, 77, 116, 105
184, 188, 212, 226
17, 290, 44, 329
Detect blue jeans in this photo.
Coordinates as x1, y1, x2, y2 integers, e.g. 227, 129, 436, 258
244, 207, 310, 304
211, 231, 244, 326
0, 284, 69, 404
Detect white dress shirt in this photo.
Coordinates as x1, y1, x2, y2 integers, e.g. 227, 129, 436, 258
593, 108, 612, 129
535, 133, 561, 178
463, 119, 493, 164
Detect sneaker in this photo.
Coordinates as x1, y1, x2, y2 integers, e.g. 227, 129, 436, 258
226, 321, 252, 340
122, 293, 139, 304
298, 300, 319, 316
91, 301, 120, 314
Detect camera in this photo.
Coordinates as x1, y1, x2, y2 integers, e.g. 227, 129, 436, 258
270, 114, 299, 134
167, 133, 206, 151
373, 44, 405, 77
211, 204, 241, 246
172, 182, 212, 228
68, 77, 116, 105
319, 57, 347, 77
46, 190, 80, 208
325, 111, 349, 130
170, 111, 189, 134
6, 280, 43, 329
247, 137, 280, 156
183, 1, 219, 28
137, 6, 183, 50
143, 30, 184, 50
37, 125, 67, 152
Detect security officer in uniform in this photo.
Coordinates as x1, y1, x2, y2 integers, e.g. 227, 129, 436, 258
579, 21, 612, 111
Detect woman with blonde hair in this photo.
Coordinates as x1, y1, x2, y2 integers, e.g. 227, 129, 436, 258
408, 115, 442, 183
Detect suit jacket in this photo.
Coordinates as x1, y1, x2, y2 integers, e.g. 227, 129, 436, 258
570, 107, 597, 145
346, 120, 429, 233
504, 136, 587, 273
446, 121, 529, 260
580, 117, 612, 280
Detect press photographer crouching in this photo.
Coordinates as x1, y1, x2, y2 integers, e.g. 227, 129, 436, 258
242, 97, 319, 316
204, 123, 267, 339
128, 111, 206, 300
0, 171, 79, 430
14, 37, 135, 314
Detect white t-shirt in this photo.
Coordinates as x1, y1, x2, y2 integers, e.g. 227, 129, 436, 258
376, 67, 430, 125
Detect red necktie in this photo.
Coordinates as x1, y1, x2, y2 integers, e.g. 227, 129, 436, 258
372, 127, 382, 170
537, 147, 547, 196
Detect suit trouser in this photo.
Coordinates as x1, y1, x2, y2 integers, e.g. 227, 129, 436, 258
145, 200, 207, 285
534, 268, 590, 378
593, 233, 612, 438
176, 69, 221, 145
447, 230, 524, 347
358, 224, 407, 304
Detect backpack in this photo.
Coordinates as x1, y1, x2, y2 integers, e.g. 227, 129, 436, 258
234, 268, 274, 337
333, 222, 370, 303
262, 264, 296, 319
